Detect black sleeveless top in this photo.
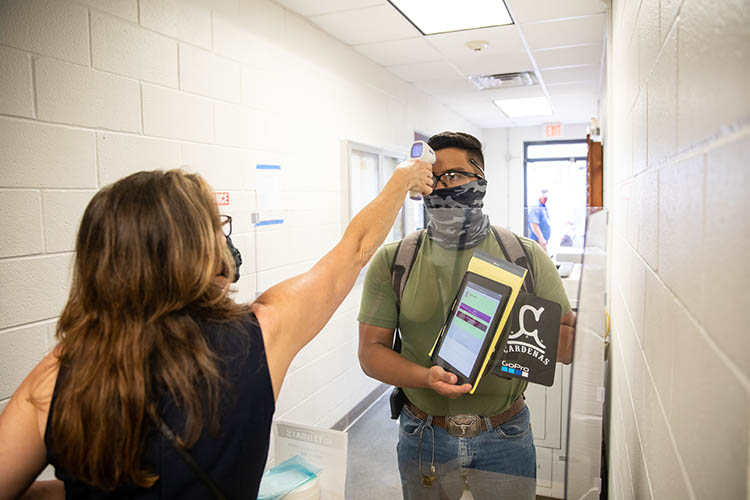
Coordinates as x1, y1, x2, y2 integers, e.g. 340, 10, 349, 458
45, 315, 275, 499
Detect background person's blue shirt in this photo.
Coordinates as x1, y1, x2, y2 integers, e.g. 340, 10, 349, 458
528, 200, 551, 242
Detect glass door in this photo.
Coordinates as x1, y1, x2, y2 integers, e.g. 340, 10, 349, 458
524, 140, 589, 257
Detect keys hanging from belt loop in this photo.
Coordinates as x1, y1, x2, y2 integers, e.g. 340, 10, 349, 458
418, 417, 436, 488
484, 416, 493, 431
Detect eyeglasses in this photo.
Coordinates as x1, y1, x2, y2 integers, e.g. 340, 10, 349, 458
219, 215, 232, 237
432, 170, 484, 189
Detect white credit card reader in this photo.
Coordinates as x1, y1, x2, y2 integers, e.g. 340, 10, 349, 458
409, 141, 436, 200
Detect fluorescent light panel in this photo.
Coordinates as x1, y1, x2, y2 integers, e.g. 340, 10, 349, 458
494, 97, 553, 118
388, 0, 513, 35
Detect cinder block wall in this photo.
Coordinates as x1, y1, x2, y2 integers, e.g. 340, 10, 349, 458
0, 0, 480, 433
606, 0, 749, 499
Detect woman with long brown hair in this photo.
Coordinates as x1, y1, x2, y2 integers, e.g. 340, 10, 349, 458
0, 160, 433, 499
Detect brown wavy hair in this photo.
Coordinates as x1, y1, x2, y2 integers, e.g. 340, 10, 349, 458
50, 169, 251, 490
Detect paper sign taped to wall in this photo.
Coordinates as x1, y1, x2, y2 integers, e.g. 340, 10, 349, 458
255, 164, 284, 227
273, 421, 347, 500
256, 164, 282, 210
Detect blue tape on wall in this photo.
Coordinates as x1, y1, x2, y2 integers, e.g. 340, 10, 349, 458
256, 164, 281, 170
256, 219, 284, 226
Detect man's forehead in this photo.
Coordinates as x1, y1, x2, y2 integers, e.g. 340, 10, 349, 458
434, 148, 479, 173
435, 147, 469, 162
435, 148, 471, 168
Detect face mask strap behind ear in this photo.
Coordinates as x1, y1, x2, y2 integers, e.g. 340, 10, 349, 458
224, 235, 242, 283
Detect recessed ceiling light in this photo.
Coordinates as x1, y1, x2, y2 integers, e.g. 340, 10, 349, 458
494, 97, 553, 118
388, 0, 513, 35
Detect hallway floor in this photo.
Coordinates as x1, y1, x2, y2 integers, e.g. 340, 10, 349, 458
345, 393, 402, 499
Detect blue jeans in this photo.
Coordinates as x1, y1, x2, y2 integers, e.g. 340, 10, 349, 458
397, 404, 536, 500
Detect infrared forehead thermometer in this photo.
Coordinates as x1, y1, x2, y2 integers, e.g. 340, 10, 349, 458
409, 141, 436, 200
410, 141, 436, 163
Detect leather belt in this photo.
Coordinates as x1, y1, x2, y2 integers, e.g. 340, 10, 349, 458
405, 397, 525, 436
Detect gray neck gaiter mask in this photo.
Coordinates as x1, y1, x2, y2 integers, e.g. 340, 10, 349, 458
423, 179, 490, 250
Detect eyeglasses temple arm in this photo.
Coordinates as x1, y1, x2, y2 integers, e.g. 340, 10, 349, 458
468, 159, 485, 176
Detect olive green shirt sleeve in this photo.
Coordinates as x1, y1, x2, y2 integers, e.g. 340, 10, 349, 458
357, 243, 400, 329
521, 236, 572, 315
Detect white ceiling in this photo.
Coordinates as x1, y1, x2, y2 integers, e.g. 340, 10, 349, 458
274, 0, 608, 129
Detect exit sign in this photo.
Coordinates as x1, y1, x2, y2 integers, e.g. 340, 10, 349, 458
544, 123, 562, 137
215, 192, 230, 205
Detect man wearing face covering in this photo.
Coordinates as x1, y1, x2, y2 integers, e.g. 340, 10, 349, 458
358, 132, 574, 500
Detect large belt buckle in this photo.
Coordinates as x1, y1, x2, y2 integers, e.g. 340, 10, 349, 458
445, 414, 481, 438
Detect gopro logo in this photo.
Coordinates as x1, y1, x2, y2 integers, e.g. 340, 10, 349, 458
501, 361, 530, 377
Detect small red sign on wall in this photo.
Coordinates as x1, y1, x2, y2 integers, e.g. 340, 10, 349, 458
544, 123, 562, 138
215, 192, 230, 206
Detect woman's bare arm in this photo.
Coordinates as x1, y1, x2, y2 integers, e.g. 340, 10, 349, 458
252, 159, 433, 399
18, 480, 64, 500
0, 352, 58, 500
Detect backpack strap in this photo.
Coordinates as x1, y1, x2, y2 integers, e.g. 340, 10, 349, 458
391, 230, 425, 311
489, 226, 537, 380
490, 225, 535, 294
389, 229, 425, 352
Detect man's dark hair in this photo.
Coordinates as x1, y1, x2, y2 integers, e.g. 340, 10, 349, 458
427, 131, 484, 171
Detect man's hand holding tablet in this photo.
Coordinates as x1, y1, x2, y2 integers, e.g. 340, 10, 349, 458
425, 366, 472, 399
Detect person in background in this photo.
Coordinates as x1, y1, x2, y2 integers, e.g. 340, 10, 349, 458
0, 160, 432, 500
528, 188, 552, 252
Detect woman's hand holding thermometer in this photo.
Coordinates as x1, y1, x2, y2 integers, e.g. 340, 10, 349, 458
407, 141, 436, 200
396, 141, 434, 200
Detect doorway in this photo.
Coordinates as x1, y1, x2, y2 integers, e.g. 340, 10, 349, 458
523, 140, 588, 254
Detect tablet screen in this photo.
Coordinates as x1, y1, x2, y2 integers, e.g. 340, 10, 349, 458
438, 281, 506, 377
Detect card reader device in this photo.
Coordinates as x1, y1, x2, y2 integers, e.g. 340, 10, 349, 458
408, 141, 436, 200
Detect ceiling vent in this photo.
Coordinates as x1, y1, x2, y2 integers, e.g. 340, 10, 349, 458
469, 71, 538, 90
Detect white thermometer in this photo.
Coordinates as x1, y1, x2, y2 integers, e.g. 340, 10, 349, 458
408, 141, 436, 200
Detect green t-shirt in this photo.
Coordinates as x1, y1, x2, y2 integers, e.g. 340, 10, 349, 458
357, 232, 572, 416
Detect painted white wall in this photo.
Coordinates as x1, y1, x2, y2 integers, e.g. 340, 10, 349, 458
605, 0, 749, 499
0, 0, 480, 441
481, 123, 589, 233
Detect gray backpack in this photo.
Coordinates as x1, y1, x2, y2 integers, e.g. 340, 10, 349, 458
389, 225, 535, 361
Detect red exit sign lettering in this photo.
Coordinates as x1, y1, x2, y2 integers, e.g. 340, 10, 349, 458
215, 192, 230, 205
544, 123, 561, 138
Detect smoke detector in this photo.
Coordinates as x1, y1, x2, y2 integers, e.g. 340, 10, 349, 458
468, 71, 538, 90
465, 40, 489, 52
